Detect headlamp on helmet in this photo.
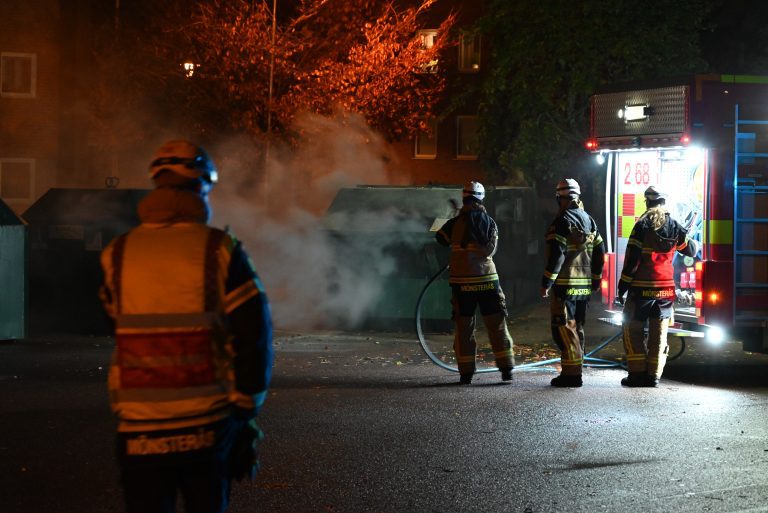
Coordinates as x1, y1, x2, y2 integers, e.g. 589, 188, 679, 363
149, 140, 218, 185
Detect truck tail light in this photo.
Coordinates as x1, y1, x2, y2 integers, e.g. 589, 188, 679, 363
695, 260, 733, 326
694, 261, 704, 314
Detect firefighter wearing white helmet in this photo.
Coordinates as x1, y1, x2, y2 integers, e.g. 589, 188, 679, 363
100, 139, 273, 511
617, 185, 699, 387
435, 181, 515, 384
541, 178, 605, 387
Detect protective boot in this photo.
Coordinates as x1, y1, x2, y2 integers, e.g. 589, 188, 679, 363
621, 372, 648, 387
645, 375, 660, 387
482, 312, 515, 373
622, 318, 649, 374
453, 316, 477, 378
646, 318, 671, 382
550, 374, 583, 387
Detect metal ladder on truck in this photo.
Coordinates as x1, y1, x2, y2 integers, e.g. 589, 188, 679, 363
733, 104, 768, 351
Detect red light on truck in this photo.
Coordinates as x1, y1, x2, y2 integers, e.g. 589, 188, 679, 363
709, 292, 720, 304
681, 134, 691, 145
585, 139, 598, 150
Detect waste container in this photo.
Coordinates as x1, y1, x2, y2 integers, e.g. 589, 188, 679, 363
22, 188, 149, 335
322, 185, 542, 331
0, 198, 26, 340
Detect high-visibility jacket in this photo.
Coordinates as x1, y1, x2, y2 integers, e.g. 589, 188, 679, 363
542, 205, 605, 299
435, 203, 499, 286
100, 220, 272, 433
619, 210, 696, 300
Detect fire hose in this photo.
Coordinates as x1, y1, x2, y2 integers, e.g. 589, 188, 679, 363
414, 265, 685, 374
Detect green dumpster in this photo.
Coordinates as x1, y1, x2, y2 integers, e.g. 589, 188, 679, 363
0, 199, 26, 340
322, 185, 542, 331
22, 188, 149, 335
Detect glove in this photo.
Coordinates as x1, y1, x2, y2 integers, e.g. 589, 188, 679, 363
592, 279, 601, 292
230, 419, 264, 482
616, 282, 629, 306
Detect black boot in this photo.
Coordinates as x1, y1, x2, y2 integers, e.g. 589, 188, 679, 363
500, 367, 513, 381
459, 374, 473, 385
621, 372, 647, 387
550, 374, 582, 387
645, 375, 660, 387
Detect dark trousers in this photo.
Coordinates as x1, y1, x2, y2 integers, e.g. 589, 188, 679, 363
450, 282, 514, 375
118, 417, 244, 513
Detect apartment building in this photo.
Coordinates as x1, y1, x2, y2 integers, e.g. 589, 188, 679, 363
0, 1, 61, 214
0, 0, 487, 214
390, 0, 487, 185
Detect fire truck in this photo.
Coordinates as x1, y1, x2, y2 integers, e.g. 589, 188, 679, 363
587, 74, 768, 354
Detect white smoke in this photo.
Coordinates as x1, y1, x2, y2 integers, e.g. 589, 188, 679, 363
209, 111, 417, 330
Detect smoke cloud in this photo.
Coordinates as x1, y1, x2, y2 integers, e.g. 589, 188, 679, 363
210, 111, 420, 330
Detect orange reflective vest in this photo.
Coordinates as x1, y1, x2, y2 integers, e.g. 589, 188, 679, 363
101, 223, 259, 432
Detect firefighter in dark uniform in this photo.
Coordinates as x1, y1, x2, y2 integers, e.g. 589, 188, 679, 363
617, 185, 699, 387
541, 178, 605, 387
436, 181, 515, 384
99, 140, 273, 513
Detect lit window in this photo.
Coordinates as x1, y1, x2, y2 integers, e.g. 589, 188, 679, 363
414, 117, 437, 159
458, 33, 481, 72
456, 116, 479, 159
0, 159, 34, 201
417, 29, 438, 74
1, 53, 36, 98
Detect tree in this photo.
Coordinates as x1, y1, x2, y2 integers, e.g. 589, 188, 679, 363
92, 0, 455, 147
472, 0, 711, 189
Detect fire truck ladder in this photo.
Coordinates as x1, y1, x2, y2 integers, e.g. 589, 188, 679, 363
733, 104, 768, 325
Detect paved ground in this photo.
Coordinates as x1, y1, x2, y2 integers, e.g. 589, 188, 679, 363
1, 301, 767, 513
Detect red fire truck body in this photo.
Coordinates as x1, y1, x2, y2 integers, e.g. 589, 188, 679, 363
587, 74, 768, 353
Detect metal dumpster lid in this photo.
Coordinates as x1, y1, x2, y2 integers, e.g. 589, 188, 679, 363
21, 188, 149, 225
0, 197, 23, 225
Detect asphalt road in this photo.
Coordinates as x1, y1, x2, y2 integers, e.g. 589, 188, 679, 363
1, 310, 767, 513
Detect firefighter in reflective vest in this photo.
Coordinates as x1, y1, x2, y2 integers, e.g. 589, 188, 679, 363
540, 179, 605, 387
99, 140, 273, 513
617, 185, 699, 387
435, 181, 515, 385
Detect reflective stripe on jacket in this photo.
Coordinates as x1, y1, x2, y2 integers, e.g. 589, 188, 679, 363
101, 223, 258, 432
435, 203, 499, 285
542, 205, 605, 298
619, 211, 695, 299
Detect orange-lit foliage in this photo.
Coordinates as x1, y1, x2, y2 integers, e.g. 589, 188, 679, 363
185, 0, 455, 140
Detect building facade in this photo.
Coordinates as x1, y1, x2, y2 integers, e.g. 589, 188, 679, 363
0, 0, 488, 213
0, 1, 61, 214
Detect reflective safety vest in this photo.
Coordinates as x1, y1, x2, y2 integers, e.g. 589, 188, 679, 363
101, 223, 247, 432
620, 213, 693, 300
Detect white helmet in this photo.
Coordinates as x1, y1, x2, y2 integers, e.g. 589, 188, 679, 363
149, 140, 218, 184
462, 181, 485, 201
556, 178, 581, 199
644, 185, 668, 203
